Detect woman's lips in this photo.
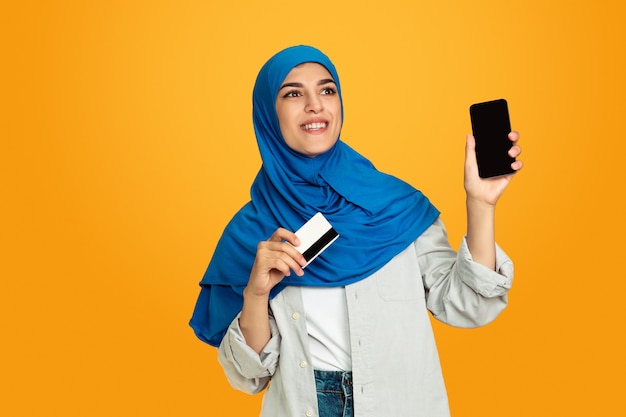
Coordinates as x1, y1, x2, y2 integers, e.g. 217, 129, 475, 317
301, 119, 328, 133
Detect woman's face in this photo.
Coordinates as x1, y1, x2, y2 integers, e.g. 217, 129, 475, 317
275, 62, 342, 157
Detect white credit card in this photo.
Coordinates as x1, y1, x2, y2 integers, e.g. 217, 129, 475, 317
293, 212, 339, 268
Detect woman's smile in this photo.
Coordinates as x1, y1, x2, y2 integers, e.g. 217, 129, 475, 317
301, 118, 328, 133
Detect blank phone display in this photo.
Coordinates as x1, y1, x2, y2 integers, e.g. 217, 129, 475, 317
470, 99, 516, 178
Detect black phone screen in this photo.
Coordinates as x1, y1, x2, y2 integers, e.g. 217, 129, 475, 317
469, 99, 516, 178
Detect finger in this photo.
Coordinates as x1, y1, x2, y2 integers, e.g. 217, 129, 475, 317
466, 133, 476, 151
277, 240, 307, 268
264, 240, 308, 270
266, 249, 305, 277
267, 228, 307, 267
255, 245, 299, 277
465, 134, 478, 171
508, 145, 522, 158
259, 240, 307, 266
282, 254, 306, 276
271, 257, 297, 277
268, 227, 300, 246
508, 131, 520, 143
465, 133, 476, 159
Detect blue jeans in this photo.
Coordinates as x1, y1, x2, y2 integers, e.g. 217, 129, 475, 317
314, 370, 354, 417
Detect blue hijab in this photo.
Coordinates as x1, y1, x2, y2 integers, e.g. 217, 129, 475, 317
190, 45, 439, 347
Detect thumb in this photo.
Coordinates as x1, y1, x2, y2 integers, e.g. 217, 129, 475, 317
465, 133, 478, 168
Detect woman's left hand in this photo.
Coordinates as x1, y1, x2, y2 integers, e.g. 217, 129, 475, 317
464, 131, 523, 206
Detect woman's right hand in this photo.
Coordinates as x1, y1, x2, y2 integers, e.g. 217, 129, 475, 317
246, 228, 307, 298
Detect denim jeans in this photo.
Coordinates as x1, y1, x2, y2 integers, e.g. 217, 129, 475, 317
314, 370, 354, 417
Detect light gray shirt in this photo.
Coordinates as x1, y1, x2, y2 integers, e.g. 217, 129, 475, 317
217, 218, 514, 417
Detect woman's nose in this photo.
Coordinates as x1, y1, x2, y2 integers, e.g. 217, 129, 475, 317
305, 94, 323, 113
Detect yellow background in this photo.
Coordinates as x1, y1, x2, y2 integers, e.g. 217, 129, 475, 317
2, 0, 625, 415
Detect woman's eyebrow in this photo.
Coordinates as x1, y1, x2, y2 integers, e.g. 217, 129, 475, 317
279, 79, 336, 91
279, 82, 303, 90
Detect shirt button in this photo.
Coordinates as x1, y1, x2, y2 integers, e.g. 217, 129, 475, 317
305, 410, 314, 417
292, 312, 300, 320
299, 360, 308, 368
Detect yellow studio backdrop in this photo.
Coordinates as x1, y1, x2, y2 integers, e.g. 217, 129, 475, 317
1, 0, 624, 416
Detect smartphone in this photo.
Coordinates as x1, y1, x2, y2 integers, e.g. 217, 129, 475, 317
469, 98, 516, 178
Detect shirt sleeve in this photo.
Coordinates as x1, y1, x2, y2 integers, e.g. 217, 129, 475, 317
217, 309, 281, 394
415, 217, 514, 328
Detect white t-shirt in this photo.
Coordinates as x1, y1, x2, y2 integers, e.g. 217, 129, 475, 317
301, 286, 352, 371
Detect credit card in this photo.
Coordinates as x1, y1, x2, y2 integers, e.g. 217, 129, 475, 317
293, 212, 339, 267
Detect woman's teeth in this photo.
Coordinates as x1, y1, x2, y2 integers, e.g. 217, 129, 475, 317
303, 122, 326, 130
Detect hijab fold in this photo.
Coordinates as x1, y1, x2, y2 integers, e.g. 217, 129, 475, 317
190, 45, 439, 347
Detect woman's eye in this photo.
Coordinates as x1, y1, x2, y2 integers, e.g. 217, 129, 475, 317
321, 87, 336, 95
284, 90, 301, 98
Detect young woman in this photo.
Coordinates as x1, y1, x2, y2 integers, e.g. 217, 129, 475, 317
190, 45, 523, 417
